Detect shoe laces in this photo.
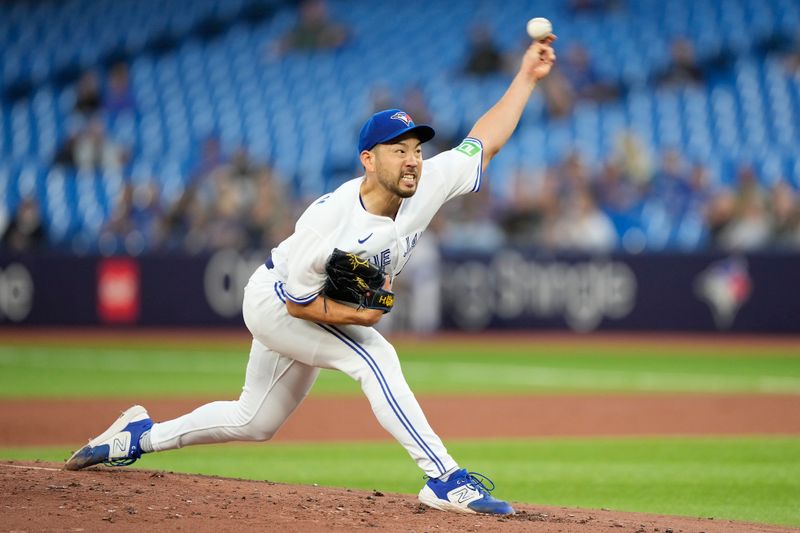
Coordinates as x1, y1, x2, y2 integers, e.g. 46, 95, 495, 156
425, 470, 497, 495
103, 457, 137, 467
464, 471, 496, 496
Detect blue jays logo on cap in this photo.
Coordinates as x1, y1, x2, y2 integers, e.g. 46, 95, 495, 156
390, 111, 413, 126
358, 108, 435, 153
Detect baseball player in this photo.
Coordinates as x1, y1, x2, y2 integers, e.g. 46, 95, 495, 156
65, 36, 556, 515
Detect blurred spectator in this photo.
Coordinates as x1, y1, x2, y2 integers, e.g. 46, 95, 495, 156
498, 167, 549, 247
224, 148, 262, 208
558, 43, 620, 102
401, 85, 454, 153
53, 131, 78, 167
539, 44, 619, 118
706, 188, 737, 247
53, 118, 128, 173
248, 166, 294, 250
367, 84, 395, 114
656, 38, 704, 88
558, 151, 593, 198
539, 65, 575, 119
185, 135, 226, 210
74, 71, 102, 117
1, 198, 46, 253
718, 192, 772, 251
206, 178, 250, 250
100, 182, 165, 255
685, 162, 716, 215
194, 136, 226, 178
648, 149, 694, 217
502, 151, 644, 252
276, 0, 348, 53
592, 159, 643, 216
463, 24, 506, 76
504, 152, 614, 252
547, 185, 617, 252
611, 131, 653, 186
401, 86, 433, 128
214, 147, 292, 250
169, 192, 210, 254
358, 85, 397, 146
73, 118, 128, 173
715, 165, 772, 251
162, 143, 288, 253
533, 152, 595, 247
105, 62, 136, 117
438, 188, 505, 251
769, 180, 800, 249
163, 136, 227, 252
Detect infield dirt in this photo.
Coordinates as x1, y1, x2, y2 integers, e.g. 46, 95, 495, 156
2, 461, 798, 533
2, 393, 800, 446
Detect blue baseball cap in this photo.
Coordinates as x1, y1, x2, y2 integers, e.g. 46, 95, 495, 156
358, 109, 435, 153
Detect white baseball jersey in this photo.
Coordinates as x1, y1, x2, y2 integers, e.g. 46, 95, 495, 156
270, 137, 484, 304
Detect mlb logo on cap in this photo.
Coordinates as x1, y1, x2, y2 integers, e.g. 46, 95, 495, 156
358, 108, 435, 153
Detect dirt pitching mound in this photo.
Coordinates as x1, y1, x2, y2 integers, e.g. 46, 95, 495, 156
2, 461, 794, 533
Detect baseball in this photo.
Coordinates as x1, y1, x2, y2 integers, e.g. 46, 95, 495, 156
526, 17, 553, 41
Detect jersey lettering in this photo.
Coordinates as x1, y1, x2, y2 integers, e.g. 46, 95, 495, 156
371, 249, 391, 271
403, 233, 419, 258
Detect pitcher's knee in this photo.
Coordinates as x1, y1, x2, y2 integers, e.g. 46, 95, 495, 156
229, 404, 280, 442
229, 415, 281, 441
240, 422, 277, 442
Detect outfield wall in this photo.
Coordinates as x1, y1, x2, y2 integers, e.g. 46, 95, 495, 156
0, 250, 797, 333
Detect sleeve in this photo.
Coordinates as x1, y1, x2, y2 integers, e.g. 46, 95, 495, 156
283, 223, 329, 304
425, 137, 484, 202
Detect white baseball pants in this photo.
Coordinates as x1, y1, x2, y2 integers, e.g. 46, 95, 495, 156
148, 264, 457, 478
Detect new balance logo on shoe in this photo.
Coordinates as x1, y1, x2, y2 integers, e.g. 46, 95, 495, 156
450, 487, 480, 503
112, 433, 130, 456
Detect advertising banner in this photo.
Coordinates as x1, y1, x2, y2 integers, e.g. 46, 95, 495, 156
440, 250, 800, 333
1, 250, 798, 333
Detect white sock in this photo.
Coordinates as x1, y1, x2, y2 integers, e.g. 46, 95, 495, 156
138, 430, 153, 453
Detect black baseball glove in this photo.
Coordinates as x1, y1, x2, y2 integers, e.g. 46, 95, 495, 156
322, 248, 394, 313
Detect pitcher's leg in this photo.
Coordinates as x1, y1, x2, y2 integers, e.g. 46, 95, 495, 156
149, 338, 319, 451
240, 271, 457, 478
317, 324, 458, 479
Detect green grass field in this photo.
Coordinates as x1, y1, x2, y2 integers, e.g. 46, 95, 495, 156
2, 339, 800, 397
2, 336, 799, 526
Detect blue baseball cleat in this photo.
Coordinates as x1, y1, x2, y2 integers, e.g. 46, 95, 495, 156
64, 405, 152, 471
418, 468, 515, 515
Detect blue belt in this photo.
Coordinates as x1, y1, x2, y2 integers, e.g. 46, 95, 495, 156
265, 257, 274, 269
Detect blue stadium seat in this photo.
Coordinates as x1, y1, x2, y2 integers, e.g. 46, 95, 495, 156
2, 0, 799, 252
